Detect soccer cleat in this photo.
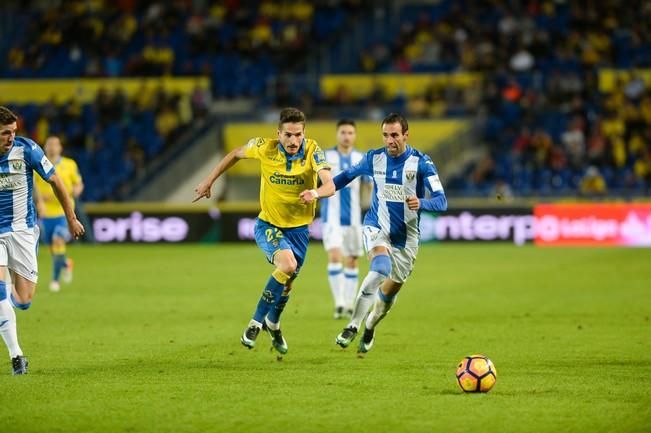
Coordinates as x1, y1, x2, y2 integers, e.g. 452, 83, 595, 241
11, 355, 28, 375
357, 327, 375, 353
62, 258, 74, 284
335, 326, 358, 348
49, 281, 61, 292
333, 306, 345, 320
263, 320, 288, 355
240, 324, 261, 349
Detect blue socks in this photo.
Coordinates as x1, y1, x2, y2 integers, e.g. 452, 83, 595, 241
10, 293, 31, 310
53, 254, 66, 282
252, 275, 285, 324
267, 294, 289, 324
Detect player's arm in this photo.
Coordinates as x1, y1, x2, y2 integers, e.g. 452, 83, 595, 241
300, 152, 372, 203
406, 157, 448, 212
299, 168, 335, 203
193, 146, 248, 202
48, 173, 85, 238
32, 181, 46, 217
72, 165, 84, 198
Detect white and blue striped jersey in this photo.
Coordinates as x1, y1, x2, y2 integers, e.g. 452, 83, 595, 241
333, 145, 447, 249
0, 136, 54, 234
320, 148, 366, 227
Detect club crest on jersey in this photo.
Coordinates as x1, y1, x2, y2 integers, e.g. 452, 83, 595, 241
313, 151, 326, 164
405, 170, 416, 181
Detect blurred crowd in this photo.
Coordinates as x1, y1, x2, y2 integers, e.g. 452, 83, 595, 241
8, 83, 211, 201
3, 0, 365, 96
328, 0, 651, 196
2, 0, 651, 198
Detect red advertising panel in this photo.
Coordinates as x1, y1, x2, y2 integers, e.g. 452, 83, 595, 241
534, 204, 651, 246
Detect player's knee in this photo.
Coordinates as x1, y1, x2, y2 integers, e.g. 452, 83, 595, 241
277, 261, 297, 276
11, 292, 32, 310
328, 249, 342, 264
272, 267, 294, 285
370, 254, 391, 277
345, 256, 358, 268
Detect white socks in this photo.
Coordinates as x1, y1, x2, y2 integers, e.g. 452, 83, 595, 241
366, 294, 396, 330
348, 271, 386, 330
0, 299, 22, 359
327, 263, 345, 308
343, 267, 359, 310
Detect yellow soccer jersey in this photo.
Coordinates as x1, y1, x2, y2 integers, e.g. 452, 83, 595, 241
244, 137, 330, 228
34, 156, 82, 218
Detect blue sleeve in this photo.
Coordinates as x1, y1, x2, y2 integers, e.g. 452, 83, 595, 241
333, 151, 373, 190
418, 155, 447, 212
26, 139, 54, 180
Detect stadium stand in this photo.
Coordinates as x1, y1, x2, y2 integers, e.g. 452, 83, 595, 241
0, 1, 368, 201
313, 0, 651, 197
1, 0, 650, 199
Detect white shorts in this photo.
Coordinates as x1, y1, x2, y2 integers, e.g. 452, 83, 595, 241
322, 224, 363, 257
0, 227, 40, 283
363, 225, 418, 284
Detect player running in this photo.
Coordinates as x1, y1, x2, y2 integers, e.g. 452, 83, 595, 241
300, 113, 447, 354
0, 107, 84, 375
321, 119, 371, 319
34, 136, 84, 292
193, 107, 331, 355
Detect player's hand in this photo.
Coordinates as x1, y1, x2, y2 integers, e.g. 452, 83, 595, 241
299, 189, 318, 204
68, 218, 85, 239
406, 196, 420, 210
193, 180, 212, 202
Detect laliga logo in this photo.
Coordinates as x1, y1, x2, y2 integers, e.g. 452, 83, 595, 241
94, 212, 189, 242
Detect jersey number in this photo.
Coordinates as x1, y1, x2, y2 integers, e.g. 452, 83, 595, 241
265, 228, 284, 242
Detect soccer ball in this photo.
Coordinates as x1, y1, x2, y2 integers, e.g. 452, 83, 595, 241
456, 354, 497, 393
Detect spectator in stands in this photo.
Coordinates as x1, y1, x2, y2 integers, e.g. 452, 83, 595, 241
579, 166, 607, 197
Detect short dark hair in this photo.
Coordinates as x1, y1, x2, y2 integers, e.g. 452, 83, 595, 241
0, 106, 18, 126
381, 113, 408, 133
336, 118, 356, 129
278, 107, 306, 129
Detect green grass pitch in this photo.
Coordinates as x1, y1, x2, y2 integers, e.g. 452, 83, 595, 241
1, 243, 650, 433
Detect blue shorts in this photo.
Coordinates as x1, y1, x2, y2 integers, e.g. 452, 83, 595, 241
254, 218, 309, 271
40, 216, 70, 245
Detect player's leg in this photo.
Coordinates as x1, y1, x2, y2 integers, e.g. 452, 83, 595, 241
49, 236, 65, 292
342, 255, 359, 318
242, 249, 294, 349
336, 226, 392, 348
260, 249, 298, 354
51, 218, 72, 291
336, 248, 390, 347
264, 226, 308, 354
358, 279, 402, 353
0, 244, 26, 375
327, 247, 345, 318
242, 220, 296, 350
40, 218, 58, 292
358, 246, 417, 353
0, 231, 38, 375
323, 224, 345, 318
342, 225, 363, 317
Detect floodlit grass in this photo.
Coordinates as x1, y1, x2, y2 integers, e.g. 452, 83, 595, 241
1, 244, 650, 433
